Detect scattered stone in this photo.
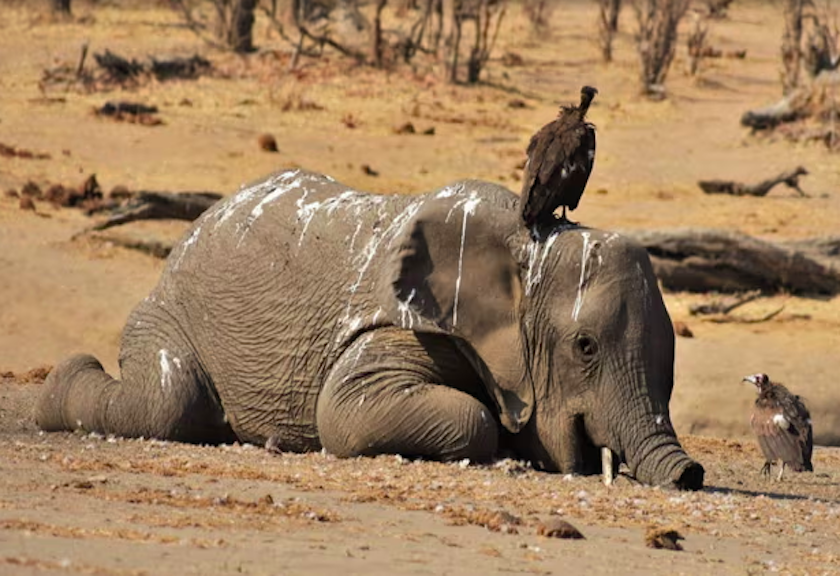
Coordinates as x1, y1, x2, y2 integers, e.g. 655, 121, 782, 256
361, 164, 379, 177
21, 181, 43, 199
501, 51, 524, 66
508, 99, 529, 109
673, 321, 694, 338
0, 366, 52, 381
19, 196, 36, 211
341, 113, 359, 129
394, 122, 416, 135
645, 526, 684, 551
536, 518, 585, 539
422, 127, 435, 136
257, 133, 279, 152
0, 142, 51, 160
4, 188, 19, 198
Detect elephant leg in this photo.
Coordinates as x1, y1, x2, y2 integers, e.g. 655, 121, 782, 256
316, 328, 499, 462
36, 303, 236, 444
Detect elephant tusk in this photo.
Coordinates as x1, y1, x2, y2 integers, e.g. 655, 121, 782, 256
602, 447, 614, 486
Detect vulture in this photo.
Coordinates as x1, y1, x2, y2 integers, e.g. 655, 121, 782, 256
744, 373, 813, 480
519, 85, 598, 230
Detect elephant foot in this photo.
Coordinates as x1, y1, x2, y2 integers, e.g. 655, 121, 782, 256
673, 461, 705, 491
36, 354, 108, 432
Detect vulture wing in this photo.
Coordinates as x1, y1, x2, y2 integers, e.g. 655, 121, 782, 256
751, 397, 811, 471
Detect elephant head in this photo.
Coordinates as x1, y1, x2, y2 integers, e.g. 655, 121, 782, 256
379, 183, 704, 489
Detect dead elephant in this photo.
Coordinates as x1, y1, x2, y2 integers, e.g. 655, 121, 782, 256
37, 169, 704, 489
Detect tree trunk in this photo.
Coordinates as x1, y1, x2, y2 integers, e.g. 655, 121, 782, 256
781, 0, 805, 95
52, 0, 71, 14
230, 0, 258, 53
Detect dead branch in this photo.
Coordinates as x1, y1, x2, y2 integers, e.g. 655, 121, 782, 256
624, 228, 840, 295
89, 234, 174, 259
74, 192, 222, 239
707, 306, 786, 324
698, 166, 809, 197
688, 290, 762, 316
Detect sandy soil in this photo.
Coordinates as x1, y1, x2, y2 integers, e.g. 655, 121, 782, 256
1, 1, 839, 574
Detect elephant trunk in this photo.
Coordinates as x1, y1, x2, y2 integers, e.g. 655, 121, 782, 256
620, 427, 704, 490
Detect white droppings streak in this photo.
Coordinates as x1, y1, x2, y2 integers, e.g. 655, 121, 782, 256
249, 176, 301, 223
172, 225, 202, 270
524, 231, 560, 296
436, 183, 464, 199
158, 349, 181, 394
451, 193, 481, 326
397, 288, 417, 329
213, 170, 301, 229
348, 200, 423, 293
572, 232, 594, 321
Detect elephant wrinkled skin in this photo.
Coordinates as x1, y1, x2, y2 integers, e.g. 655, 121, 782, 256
37, 169, 704, 490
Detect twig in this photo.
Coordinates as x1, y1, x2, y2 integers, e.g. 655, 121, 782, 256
75, 42, 89, 78
689, 290, 762, 316
708, 305, 786, 324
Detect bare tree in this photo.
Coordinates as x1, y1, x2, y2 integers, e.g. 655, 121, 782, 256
803, 0, 840, 77
686, 9, 709, 76
597, 0, 622, 62
172, 0, 258, 53
446, 0, 507, 83
782, 0, 806, 94
632, 0, 690, 97
523, 0, 554, 29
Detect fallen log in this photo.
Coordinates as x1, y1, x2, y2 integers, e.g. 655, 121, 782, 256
74, 191, 222, 238
623, 228, 840, 295
698, 166, 809, 197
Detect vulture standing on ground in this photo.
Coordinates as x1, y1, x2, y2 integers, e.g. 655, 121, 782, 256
519, 85, 598, 230
744, 373, 813, 480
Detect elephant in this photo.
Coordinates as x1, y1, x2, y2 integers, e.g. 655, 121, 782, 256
37, 168, 704, 490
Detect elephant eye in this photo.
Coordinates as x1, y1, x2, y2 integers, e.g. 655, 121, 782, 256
576, 335, 598, 359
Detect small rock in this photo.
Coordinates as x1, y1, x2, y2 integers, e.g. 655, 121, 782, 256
19, 196, 36, 211
673, 321, 694, 338
422, 127, 435, 136
257, 133, 279, 152
536, 518, 585, 539
645, 526, 684, 551
501, 51, 524, 67
361, 164, 379, 177
508, 99, 528, 109
21, 181, 43, 199
4, 188, 18, 198
394, 122, 416, 135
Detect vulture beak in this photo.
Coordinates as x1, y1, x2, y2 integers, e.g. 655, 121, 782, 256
742, 374, 761, 389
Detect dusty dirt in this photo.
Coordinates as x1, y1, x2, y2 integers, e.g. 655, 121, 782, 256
1, 1, 839, 574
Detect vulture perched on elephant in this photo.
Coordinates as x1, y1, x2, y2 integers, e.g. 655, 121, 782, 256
743, 373, 813, 480
519, 85, 598, 230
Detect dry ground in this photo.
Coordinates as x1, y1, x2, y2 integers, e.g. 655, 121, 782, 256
1, 1, 839, 574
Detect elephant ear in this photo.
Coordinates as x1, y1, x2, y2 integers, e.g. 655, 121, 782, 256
381, 194, 533, 433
